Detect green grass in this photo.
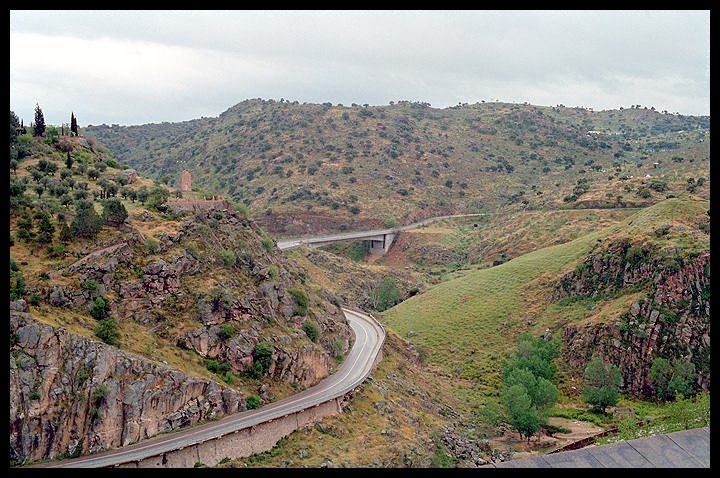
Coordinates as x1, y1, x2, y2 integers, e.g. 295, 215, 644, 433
381, 198, 709, 394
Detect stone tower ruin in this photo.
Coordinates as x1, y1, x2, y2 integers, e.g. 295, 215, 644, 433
181, 170, 192, 193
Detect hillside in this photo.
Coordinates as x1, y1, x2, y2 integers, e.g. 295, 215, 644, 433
381, 198, 709, 398
9, 133, 352, 463
84, 100, 710, 235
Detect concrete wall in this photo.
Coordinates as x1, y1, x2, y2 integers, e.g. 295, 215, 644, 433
115, 398, 344, 468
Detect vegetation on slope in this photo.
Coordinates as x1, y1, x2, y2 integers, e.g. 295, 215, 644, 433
85, 100, 710, 234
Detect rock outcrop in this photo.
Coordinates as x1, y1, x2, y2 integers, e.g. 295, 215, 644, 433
553, 239, 710, 396
10, 306, 243, 464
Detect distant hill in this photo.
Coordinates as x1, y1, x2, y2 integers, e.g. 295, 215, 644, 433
85, 100, 710, 235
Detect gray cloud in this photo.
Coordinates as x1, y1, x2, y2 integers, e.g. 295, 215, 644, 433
10, 10, 709, 126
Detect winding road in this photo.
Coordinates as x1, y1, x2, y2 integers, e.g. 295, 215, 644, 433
34, 308, 385, 468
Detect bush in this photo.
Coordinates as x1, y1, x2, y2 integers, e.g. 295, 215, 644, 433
92, 384, 109, 404
90, 297, 107, 320
246, 395, 261, 410
371, 276, 401, 311
287, 288, 309, 315
302, 321, 320, 342
251, 342, 274, 378
261, 237, 274, 252
207, 359, 231, 374
217, 323, 237, 341
268, 264, 279, 280
30, 390, 41, 400
47, 243, 67, 258
95, 317, 120, 346
218, 249, 237, 268
145, 237, 159, 253
27, 292, 42, 306
333, 339, 345, 361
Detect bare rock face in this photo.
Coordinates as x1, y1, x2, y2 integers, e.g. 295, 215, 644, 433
556, 244, 709, 397
9, 308, 243, 464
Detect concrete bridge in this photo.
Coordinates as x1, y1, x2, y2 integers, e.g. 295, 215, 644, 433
276, 213, 489, 255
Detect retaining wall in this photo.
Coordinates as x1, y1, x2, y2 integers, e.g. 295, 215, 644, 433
117, 398, 345, 468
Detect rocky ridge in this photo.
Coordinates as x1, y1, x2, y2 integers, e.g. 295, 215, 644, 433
10, 301, 243, 464
552, 239, 710, 396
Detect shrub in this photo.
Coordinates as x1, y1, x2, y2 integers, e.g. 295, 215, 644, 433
47, 243, 67, 258
207, 359, 231, 374
218, 249, 236, 268
251, 342, 274, 378
217, 323, 237, 341
90, 297, 107, 320
302, 321, 320, 342
333, 339, 345, 361
268, 264, 279, 280
246, 395, 261, 410
95, 317, 120, 346
287, 288, 309, 316
371, 276, 402, 311
92, 383, 109, 404
30, 390, 41, 400
27, 292, 42, 306
145, 237, 159, 253
261, 237, 274, 252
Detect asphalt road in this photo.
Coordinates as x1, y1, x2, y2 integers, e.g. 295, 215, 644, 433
34, 308, 385, 468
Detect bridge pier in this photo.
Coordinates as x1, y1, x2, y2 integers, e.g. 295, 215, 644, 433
368, 233, 396, 256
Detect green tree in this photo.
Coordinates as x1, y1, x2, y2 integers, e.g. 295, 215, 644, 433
147, 186, 170, 210
504, 333, 560, 381
502, 384, 540, 441
95, 317, 120, 346
66, 151, 74, 170
91, 297, 108, 320
33, 103, 45, 137
668, 359, 695, 400
71, 199, 103, 238
649, 357, 673, 401
582, 356, 621, 413
10, 159, 18, 172
137, 186, 149, 204
251, 341, 274, 378
102, 198, 128, 226
70, 112, 78, 136
246, 395, 260, 410
36, 212, 55, 244
59, 221, 73, 242
372, 276, 402, 311
10, 110, 20, 143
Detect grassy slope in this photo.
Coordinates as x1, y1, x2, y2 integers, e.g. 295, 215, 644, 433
381, 198, 709, 395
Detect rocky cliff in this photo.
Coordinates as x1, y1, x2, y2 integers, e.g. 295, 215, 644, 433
10, 301, 243, 464
12, 207, 353, 463
553, 239, 710, 396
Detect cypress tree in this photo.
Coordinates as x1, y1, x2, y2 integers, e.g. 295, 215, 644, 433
33, 103, 46, 137
70, 112, 78, 136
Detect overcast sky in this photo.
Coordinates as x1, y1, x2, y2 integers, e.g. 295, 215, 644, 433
10, 10, 710, 126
